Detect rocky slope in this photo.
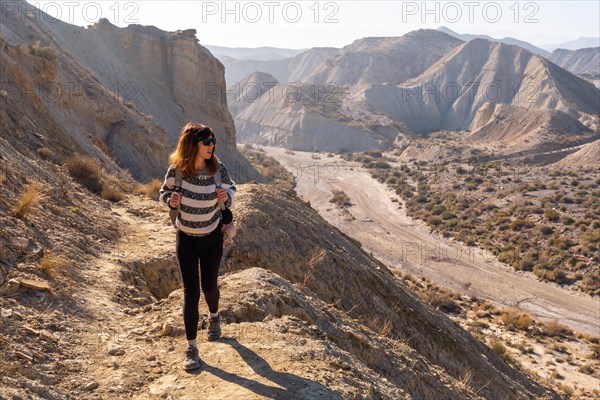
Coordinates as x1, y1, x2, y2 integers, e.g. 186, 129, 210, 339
0, 0, 255, 182
548, 47, 600, 78
287, 47, 341, 82
220, 57, 292, 88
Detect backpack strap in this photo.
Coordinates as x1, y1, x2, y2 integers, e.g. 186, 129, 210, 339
174, 168, 183, 191
214, 167, 226, 211
169, 168, 183, 228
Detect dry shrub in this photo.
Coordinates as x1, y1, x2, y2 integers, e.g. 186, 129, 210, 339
476, 300, 501, 315
500, 309, 534, 331
330, 189, 352, 208
425, 291, 461, 314
136, 179, 163, 201
13, 181, 44, 219
301, 248, 327, 289
541, 320, 573, 338
490, 339, 507, 356
101, 186, 125, 202
37, 147, 55, 161
39, 252, 69, 278
578, 364, 594, 375
29, 42, 58, 62
65, 155, 103, 193
590, 344, 600, 360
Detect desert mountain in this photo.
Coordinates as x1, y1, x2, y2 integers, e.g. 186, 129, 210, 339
237, 34, 599, 154
305, 30, 463, 86
219, 47, 340, 86
438, 26, 550, 56
548, 47, 600, 78
234, 30, 464, 151
227, 72, 278, 117
0, 0, 255, 181
360, 38, 599, 153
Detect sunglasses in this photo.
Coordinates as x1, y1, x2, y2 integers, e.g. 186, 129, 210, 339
199, 137, 216, 146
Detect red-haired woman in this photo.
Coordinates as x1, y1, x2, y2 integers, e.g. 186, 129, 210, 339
159, 122, 235, 371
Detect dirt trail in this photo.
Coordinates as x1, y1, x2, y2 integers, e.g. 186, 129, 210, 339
264, 147, 600, 335
55, 199, 341, 400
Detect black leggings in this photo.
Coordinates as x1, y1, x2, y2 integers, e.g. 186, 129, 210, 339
176, 227, 223, 340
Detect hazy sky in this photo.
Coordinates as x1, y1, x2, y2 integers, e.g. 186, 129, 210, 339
27, 1, 600, 49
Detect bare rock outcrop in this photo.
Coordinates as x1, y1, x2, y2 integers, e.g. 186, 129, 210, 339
0, 1, 255, 181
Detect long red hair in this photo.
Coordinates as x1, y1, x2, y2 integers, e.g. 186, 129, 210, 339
169, 122, 220, 176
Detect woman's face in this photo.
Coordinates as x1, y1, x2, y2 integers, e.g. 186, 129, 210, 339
197, 136, 216, 160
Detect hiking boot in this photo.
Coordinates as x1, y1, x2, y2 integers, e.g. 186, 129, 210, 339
183, 345, 200, 370
207, 314, 221, 341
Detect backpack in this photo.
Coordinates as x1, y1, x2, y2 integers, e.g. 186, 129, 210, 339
169, 169, 236, 243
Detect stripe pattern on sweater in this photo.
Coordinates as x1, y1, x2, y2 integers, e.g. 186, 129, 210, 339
159, 162, 236, 236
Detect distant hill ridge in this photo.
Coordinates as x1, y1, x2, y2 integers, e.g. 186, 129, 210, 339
437, 26, 549, 56
548, 47, 600, 78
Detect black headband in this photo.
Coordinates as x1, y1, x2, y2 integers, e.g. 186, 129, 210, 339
192, 127, 214, 143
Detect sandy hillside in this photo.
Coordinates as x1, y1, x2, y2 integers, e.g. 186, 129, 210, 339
554, 139, 600, 167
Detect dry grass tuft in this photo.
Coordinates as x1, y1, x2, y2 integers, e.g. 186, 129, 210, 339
458, 369, 473, 389
37, 147, 56, 161
499, 309, 534, 331
540, 319, 573, 338
136, 179, 163, 201
301, 248, 327, 289
65, 155, 103, 193
13, 181, 44, 219
330, 189, 352, 208
101, 186, 125, 202
39, 252, 69, 278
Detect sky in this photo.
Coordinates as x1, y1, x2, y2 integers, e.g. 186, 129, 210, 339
25, 1, 600, 49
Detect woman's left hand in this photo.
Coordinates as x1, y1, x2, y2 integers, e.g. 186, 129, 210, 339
216, 188, 228, 204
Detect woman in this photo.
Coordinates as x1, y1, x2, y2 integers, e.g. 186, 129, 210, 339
159, 122, 236, 371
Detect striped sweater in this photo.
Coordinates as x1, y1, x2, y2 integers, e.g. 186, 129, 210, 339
159, 162, 236, 236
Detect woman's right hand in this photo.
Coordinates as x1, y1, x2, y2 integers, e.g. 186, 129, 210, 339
169, 192, 182, 207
